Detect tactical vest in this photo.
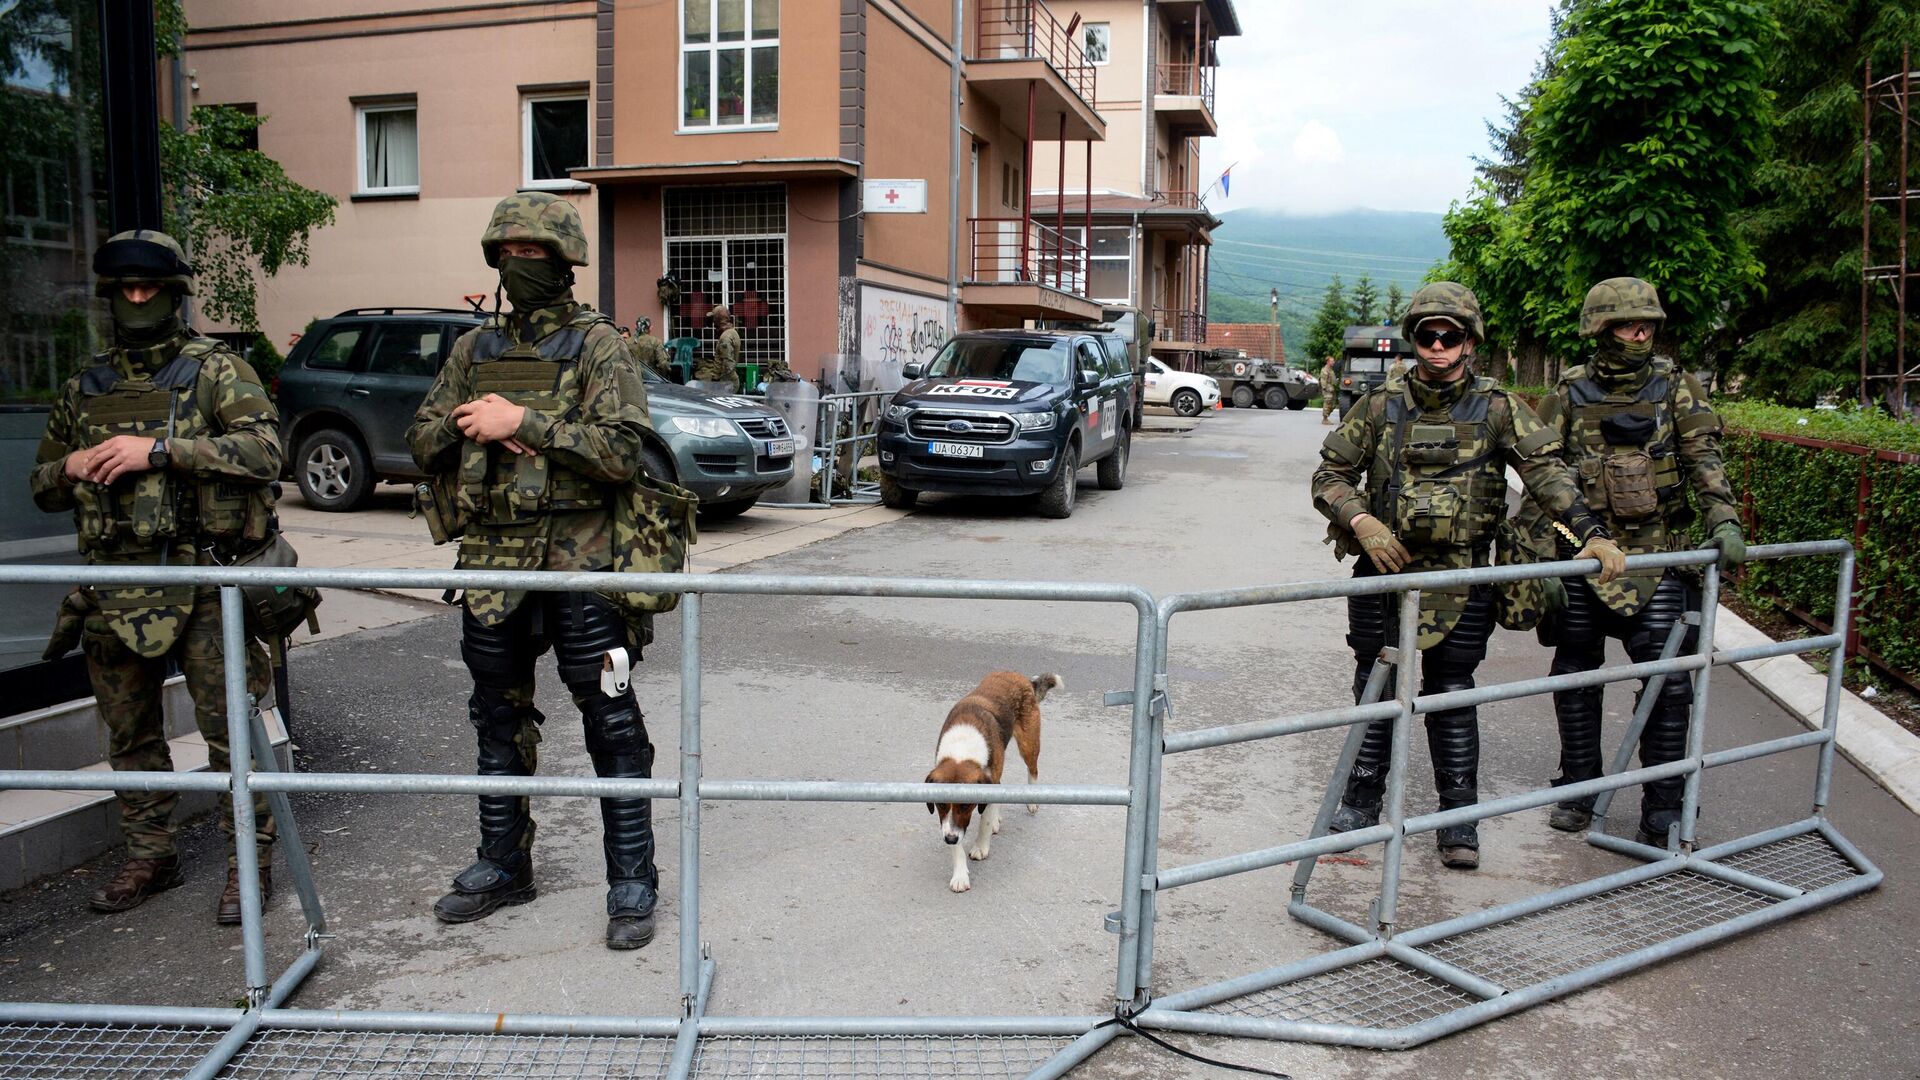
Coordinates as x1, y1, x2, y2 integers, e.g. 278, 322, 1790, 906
71, 339, 273, 553
1367, 377, 1506, 560
1561, 358, 1687, 546
456, 308, 615, 528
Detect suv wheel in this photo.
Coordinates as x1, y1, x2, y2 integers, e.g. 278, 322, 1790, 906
1035, 443, 1078, 518
295, 429, 373, 512
1096, 426, 1128, 490
1230, 385, 1255, 409
1171, 389, 1202, 417
639, 442, 677, 485
878, 472, 919, 510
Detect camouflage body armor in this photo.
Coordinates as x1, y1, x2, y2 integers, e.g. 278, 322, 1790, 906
69, 339, 277, 657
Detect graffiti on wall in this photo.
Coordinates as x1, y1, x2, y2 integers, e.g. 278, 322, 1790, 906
859, 284, 948, 373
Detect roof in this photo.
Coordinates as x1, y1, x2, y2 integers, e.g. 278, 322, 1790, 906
1207, 0, 1242, 37
1029, 192, 1221, 228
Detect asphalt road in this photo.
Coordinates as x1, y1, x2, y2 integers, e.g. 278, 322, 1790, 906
1, 406, 1915, 1079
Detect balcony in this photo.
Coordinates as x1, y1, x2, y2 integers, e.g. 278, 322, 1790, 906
968, 0, 1106, 142
961, 217, 1104, 322
1152, 307, 1208, 352
1155, 62, 1218, 139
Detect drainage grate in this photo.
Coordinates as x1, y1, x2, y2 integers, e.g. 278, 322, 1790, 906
688, 1035, 1074, 1079
222, 1030, 674, 1078
1416, 870, 1776, 989
0, 1023, 227, 1079
1199, 958, 1477, 1028
1713, 832, 1862, 893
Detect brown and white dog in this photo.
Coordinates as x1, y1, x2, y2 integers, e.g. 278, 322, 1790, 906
925, 671, 1060, 892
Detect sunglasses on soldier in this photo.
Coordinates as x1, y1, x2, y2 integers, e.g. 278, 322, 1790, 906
1413, 328, 1467, 349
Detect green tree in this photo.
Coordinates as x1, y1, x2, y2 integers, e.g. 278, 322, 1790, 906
1304, 275, 1348, 361
1384, 281, 1407, 324
1348, 274, 1380, 325
1729, 0, 1920, 404
161, 106, 336, 333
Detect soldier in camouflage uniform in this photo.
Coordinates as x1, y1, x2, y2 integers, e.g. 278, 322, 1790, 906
1311, 283, 1625, 869
31, 230, 281, 922
1319, 357, 1338, 424
1519, 278, 1745, 845
695, 304, 741, 389
408, 192, 662, 950
629, 317, 675, 379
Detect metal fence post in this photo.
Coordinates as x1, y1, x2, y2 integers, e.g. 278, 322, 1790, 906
1114, 602, 1165, 1007
220, 586, 269, 1003
1375, 588, 1420, 938
1815, 548, 1857, 811
678, 593, 703, 1016
1679, 564, 1721, 851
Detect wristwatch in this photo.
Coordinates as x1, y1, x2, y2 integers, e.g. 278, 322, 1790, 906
148, 438, 170, 470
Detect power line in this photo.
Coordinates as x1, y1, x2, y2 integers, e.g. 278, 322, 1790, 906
1214, 237, 1439, 265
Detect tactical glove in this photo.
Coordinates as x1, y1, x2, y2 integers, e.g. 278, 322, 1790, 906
1352, 514, 1412, 574
1575, 535, 1626, 584
1707, 521, 1748, 569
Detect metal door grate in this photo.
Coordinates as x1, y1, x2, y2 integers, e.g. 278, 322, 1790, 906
1714, 832, 1863, 893
0, 1023, 226, 1079
221, 1030, 675, 1078
1198, 958, 1477, 1028
1417, 871, 1777, 989
688, 1035, 1073, 1078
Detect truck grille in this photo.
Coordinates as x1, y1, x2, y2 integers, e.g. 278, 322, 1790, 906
735, 415, 790, 439
906, 409, 1016, 445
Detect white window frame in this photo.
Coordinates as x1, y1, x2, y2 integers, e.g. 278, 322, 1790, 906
1083, 22, 1112, 65
678, 0, 780, 134
521, 92, 591, 191
1070, 225, 1132, 305
355, 101, 419, 196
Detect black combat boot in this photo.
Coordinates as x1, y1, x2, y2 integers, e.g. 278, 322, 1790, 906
1429, 710, 1482, 870
435, 692, 540, 923
592, 717, 660, 951
1328, 716, 1393, 834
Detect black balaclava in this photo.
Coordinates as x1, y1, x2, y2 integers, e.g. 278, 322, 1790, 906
499, 255, 573, 312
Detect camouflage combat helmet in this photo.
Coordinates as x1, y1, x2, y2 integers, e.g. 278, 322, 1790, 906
1399, 282, 1486, 344
481, 191, 589, 268
92, 230, 195, 297
1579, 277, 1665, 337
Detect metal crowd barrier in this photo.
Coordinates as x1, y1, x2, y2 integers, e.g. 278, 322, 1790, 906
762, 390, 890, 508
0, 542, 1884, 1078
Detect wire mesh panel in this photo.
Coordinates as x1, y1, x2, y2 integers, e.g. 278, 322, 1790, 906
1712, 832, 1864, 893
663, 185, 787, 368
1417, 871, 1779, 989
1198, 958, 1478, 1029
687, 1035, 1074, 1079
0, 1023, 227, 1079
221, 1030, 675, 1079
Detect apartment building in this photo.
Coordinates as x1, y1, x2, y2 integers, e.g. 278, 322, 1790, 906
179, 0, 1129, 381
1031, 0, 1238, 370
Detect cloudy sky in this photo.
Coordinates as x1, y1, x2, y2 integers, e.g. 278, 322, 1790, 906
1197, 1, 1559, 214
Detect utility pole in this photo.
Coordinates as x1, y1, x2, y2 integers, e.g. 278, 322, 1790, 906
1269, 287, 1280, 367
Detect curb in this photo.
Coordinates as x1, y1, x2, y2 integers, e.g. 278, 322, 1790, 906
1714, 604, 1920, 815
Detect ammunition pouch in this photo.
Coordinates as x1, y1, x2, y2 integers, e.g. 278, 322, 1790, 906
606, 472, 699, 620
413, 472, 469, 545
229, 532, 322, 640
1394, 479, 1467, 547
1493, 517, 1556, 632
1602, 450, 1661, 522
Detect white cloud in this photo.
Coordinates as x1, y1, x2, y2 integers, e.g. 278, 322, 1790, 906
1199, 1, 1559, 214
1289, 120, 1345, 166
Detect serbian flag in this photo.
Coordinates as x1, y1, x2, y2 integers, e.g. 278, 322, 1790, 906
1220, 166, 1232, 198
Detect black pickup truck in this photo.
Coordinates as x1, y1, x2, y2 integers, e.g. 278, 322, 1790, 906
875, 329, 1134, 519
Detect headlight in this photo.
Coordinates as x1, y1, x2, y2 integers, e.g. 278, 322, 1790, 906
884, 403, 911, 424
1015, 412, 1057, 431
1205, 378, 1219, 391
669, 416, 739, 439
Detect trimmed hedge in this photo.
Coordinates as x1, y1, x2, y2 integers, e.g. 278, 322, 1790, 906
1718, 402, 1920, 678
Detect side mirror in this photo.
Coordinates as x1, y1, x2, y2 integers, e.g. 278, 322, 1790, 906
1079, 369, 1101, 387
903, 363, 924, 380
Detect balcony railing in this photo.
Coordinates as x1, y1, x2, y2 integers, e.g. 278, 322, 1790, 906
1152, 189, 1206, 211
1156, 62, 1217, 114
1153, 307, 1207, 344
967, 217, 1088, 295
975, 0, 1097, 107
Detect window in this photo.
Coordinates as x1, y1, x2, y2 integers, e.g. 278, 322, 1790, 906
303, 327, 364, 371
1065, 226, 1132, 303
364, 324, 445, 378
357, 102, 418, 195
1083, 23, 1111, 65
217, 103, 260, 152
681, 0, 779, 129
1001, 163, 1022, 210
523, 93, 588, 189
663, 185, 787, 366
3, 156, 71, 247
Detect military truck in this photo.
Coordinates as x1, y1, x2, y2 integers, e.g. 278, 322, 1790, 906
1337, 325, 1417, 415
1203, 349, 1315, 410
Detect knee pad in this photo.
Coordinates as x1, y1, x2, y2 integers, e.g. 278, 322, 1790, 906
1428, 588, 1495, 672
583, 697, 651, 760
1627, 573, 1700, 659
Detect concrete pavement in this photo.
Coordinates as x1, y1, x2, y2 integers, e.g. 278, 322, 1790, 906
2, 410, 1915, 1079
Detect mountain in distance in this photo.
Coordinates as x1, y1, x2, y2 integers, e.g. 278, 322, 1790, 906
1205, 208, 1450, 364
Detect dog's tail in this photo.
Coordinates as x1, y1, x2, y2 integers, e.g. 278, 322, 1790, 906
1030, 673, 1063, 702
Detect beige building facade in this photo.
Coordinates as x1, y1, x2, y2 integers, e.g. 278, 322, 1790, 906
182, 0, 1145, 382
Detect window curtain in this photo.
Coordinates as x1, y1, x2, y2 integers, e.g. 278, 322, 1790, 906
367, 109, 419, 189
